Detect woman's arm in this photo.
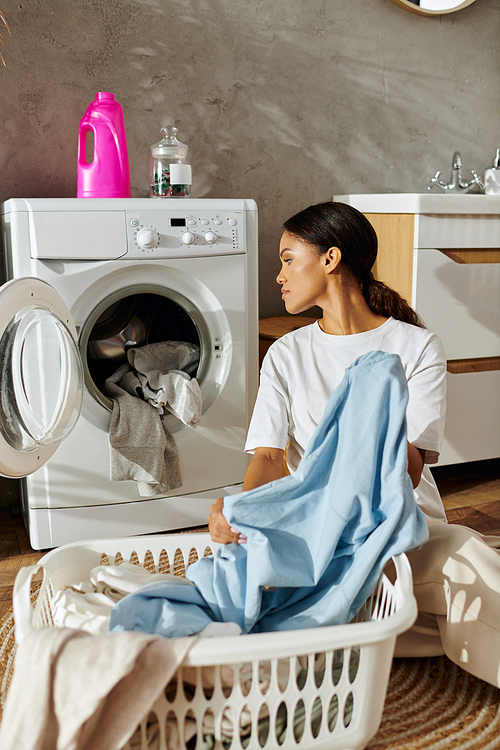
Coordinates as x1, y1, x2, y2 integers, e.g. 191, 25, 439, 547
208, 447, 284, 543
407, 441, 425, 489
405, 334, 447, 472
242, 447, 285, 491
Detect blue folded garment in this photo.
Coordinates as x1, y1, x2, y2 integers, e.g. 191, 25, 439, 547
109, 351, 429, 637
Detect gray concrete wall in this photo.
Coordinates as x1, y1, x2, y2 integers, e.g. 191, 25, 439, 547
0, 0, 498, 513
0, 0, 498, 316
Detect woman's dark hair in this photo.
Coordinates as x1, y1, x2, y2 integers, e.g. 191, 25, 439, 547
283, 201, 424, 328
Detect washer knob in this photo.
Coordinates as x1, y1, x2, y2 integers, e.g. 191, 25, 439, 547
182, 231, 195, 245
204, 231, 218, 245
137, 228, 159, 249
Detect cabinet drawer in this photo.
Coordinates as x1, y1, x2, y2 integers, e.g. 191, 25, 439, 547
413, 248, 500, 359
439, 369, 500, 465
417, 214, 500, 249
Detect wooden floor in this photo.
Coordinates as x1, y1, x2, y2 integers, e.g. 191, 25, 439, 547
432, 458, 500, 532
1, 458, 499, 620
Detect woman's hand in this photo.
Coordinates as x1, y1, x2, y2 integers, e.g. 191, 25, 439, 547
209, 447, 284, 544
208, 498, 246, 544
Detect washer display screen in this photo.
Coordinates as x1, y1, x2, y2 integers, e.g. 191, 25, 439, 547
169, 218, 186, 227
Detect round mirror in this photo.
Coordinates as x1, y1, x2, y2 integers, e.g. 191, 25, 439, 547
389, 0, 476, 15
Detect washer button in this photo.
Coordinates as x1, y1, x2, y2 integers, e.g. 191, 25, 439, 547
182, 231, 196, 245
204, 232, 218, 245
130, 219, 139, 227
214, 219, 223, 225
201, 219, 209, 225
187, 219, 197, 226
137, 228, 159, 249
228, 218, 237, 226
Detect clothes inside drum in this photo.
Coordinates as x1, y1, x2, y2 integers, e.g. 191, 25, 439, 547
86, 292, 204, 496
86, 292, 202, 403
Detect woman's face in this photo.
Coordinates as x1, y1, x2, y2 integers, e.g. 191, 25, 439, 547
277, 232, 329, 315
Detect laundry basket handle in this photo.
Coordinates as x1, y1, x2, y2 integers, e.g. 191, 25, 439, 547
13, 565, 43, 644
392, 553, 413, 594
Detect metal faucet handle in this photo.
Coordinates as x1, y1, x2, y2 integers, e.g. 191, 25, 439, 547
469, 170, 485, 191
427, 152, 484, 194
427, 171, 445, 192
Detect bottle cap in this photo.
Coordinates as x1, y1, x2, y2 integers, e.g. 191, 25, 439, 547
151, 126, 188, 158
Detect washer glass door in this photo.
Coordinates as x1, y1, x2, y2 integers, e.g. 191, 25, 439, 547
0, 278, 83, 477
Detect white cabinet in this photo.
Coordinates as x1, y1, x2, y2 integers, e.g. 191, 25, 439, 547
414, 248, 500, 360
417, 213, 500, 249
335, 194, 500, 466
443, 368, 500, 465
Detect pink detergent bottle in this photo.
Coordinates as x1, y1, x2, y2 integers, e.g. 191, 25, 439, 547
77, 92, 131, 198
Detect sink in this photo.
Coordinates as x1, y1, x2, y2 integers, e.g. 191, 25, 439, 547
333, 193, 500, 215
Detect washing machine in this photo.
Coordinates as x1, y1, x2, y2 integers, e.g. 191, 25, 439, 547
0, 198, 259, 550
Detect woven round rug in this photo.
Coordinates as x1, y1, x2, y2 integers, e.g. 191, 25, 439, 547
0, 607, 16, 724
1, 605, 500, 748
0, 583, 42, 725
367, 655, 500, 749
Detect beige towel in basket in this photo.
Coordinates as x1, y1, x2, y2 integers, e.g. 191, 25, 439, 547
0, 627, 192, 750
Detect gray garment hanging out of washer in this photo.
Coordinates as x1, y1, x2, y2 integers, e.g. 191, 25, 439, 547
105, 341, 202, 497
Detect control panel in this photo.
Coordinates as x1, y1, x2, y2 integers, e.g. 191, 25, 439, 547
125, 209, 245, 258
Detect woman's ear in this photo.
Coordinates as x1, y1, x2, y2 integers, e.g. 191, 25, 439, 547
323, 247, 342, 274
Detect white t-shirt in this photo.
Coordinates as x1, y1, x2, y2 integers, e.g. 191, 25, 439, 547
245, 318, 447, 522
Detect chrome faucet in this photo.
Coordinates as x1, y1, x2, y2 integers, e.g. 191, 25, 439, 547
427, 151, 485, 193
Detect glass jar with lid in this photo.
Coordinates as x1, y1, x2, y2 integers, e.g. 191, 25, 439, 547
149, 126, 192, 198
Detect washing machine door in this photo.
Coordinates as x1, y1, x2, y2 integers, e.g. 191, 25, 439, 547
0, 277, 84, 478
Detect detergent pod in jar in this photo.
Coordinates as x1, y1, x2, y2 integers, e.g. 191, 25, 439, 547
77, 92, 131, 198
150, 125, 192, 198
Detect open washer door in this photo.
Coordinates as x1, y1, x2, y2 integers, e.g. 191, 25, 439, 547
0, 277, 83, 477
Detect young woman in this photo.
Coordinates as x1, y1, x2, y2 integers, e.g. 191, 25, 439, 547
209, 201, 500, 688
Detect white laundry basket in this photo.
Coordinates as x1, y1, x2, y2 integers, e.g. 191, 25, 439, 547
13, 533, 417, 750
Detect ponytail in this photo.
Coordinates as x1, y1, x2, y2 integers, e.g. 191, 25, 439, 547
284, 201, 425, 328
363, 276, 424, 328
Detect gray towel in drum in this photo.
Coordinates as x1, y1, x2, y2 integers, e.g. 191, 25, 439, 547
105, 341, 202, 497
127, 341, 202, 426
